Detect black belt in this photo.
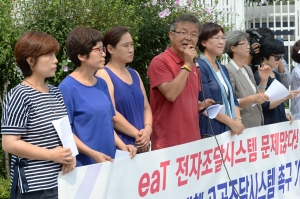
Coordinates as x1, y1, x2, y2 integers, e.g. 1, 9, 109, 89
10, 158, 28, 199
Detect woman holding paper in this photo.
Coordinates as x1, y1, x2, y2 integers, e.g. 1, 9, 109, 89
290, 40, 300, 120
96, 26, 152, 153
224, 30, 270, 128
197, 22, 244, 137
1, 31, 76, 199
59, 27, 136, 167
254, 38, 300, 125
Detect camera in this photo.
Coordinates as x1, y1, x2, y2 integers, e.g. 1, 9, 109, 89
246, 28, 263, 56
246, 28, 263, 67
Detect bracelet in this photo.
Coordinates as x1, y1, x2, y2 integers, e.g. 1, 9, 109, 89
183, 65, 192, 71
235, 116, 242, 120
145, 123, 152, 129
258, 85, 267, 90
181, 65, 191, 72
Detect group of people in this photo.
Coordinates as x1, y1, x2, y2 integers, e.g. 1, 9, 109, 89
1, 12, 300, 198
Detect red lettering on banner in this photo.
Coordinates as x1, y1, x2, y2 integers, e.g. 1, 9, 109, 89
283, 129, 298, 150
261, 135, 270, 159
201, 149, 213, 175
175, 155, 189, 186
279, 131, 287, 154
287, 130, 294, 148
213, 145, 224, 173
138, 160, 170, 197
293, 129, 299, 149
270, 132, 279, 155
150, 170, 160, 194
247, 137, 257, 162
189, 152, 202, 179
160, 160, 170, 190
235, 140, 247, 164
224, 142, 234, 167
138, 173, 150, 197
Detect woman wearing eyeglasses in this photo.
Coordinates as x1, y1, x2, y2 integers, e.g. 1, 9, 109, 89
59, 27, 136, 167
254, 37, 300, 125
96, 26, 152, 153
197, 22, 244, 137
224, 30, 271, 128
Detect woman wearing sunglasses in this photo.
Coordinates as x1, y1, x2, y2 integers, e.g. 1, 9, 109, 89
224, 30, 271, 129
254, 37, 300, 125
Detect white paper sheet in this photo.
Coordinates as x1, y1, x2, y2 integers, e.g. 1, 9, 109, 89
52, 116, 79, 156
114, 150, 130, 159
203, 104, 225, 119
265, 79, 290, 102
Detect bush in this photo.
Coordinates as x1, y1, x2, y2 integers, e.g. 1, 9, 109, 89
0, 178, 10, 199
0, 0, 233, 178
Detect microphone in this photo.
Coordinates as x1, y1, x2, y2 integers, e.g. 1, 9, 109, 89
193, 57, 199, 68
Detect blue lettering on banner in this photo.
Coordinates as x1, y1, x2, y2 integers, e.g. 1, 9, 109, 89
185, 160, 300, 199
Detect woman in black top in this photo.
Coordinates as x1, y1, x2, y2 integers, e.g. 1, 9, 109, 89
254, 38, 300, 125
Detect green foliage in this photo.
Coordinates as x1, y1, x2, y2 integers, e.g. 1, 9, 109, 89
0, 138, 6, 178
0, 0, 22, 98
0, 0, 232, 178
0, 177, 10, 199
131, 0, 233, 93
15, 0, 143, 86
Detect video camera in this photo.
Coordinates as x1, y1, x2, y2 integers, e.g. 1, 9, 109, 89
246, 28, 263, 56
246, 28, 263, 67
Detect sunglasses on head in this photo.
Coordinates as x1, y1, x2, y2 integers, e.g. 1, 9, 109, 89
271, 54, 283, 61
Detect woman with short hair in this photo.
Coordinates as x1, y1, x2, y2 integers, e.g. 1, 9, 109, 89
254, 38, 300, 124
197, 22, 244, 137
59, 27, 136, 167
224, 30, 270, 128
1, 31, 76, 199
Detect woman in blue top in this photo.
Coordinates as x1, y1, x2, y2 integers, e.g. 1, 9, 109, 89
96, 27, 152, 153
59, 27, 136, 166
197, 22, 244, 137
254, 38, 300, 125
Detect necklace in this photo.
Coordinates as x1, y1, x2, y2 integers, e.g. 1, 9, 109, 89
23, 79, 48, 92
23, 80, 56, 115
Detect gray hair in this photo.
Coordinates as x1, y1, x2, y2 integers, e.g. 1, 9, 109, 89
224, 30, 248, 59
169, 13, 201, 32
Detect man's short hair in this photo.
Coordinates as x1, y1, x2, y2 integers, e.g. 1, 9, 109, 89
169, 13, 201, 33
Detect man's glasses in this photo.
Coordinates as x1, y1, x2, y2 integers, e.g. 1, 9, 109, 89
172, 31, 198, 39
92, 46, 106, 54
235, 42, 250, 46
271, 54, 283, 61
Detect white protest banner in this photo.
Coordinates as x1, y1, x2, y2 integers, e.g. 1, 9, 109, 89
58, 121, 300, 199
